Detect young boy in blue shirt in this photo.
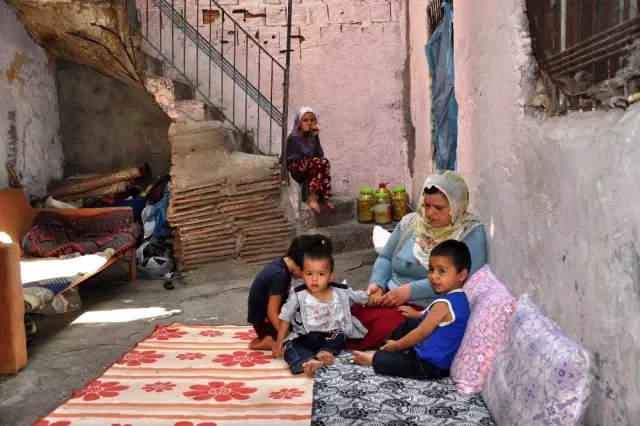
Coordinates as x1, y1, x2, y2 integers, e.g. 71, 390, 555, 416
353, 240, 471, 379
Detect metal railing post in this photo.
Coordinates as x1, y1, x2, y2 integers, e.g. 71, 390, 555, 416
134, 0, 287, 156
280, 0, 293, 185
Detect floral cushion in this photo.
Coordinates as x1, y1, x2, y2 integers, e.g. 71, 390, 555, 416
451, 264, 516, 395
482, 294, 594, 425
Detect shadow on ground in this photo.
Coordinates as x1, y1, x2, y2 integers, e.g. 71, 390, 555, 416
0, 250, 377, 426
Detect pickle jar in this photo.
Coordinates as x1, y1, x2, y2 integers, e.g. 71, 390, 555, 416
391, 186, 409, 221
357, 187, 375, 223
373, 192, 392, 225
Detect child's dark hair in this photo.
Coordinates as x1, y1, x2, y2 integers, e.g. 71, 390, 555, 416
303, 249, 335, 272
286, 234, 333, 268
430, 240, 472, 273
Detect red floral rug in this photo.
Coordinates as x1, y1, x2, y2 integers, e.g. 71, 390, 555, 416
36, 324, 313, 426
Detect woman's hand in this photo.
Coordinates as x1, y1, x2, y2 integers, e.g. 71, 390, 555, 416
379, 284, 411, 308
398, 305, 423, 319
380, 340, 399, 352
311, 125, 320, 136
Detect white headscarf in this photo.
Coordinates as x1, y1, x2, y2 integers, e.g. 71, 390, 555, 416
412, 170, 481, 266
289, 106, 318, 136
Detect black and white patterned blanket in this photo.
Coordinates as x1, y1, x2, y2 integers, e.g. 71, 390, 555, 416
312, 352, 495, 426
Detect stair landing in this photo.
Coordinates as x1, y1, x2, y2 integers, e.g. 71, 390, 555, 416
299, 194, 396, 254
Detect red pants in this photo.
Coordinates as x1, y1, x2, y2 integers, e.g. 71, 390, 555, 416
288, 157, 332, 198
346, 304, 425, 350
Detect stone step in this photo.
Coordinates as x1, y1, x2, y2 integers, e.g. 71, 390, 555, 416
173, 80, 195, 101
300, 195, 355, 228
306, 220, 396, 254
170, 100, 223, 122
143, 53, 164, 76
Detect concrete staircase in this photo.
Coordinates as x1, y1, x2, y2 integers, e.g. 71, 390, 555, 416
141, 54, 220, 123
138, 55, 297, 270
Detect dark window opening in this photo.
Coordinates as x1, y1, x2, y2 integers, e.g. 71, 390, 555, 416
526, 0, 640, 113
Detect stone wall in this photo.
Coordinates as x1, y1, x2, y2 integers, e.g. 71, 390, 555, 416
56, 60, 171, 180
0, 0, 63, 198
454, 0, 640, 423
138, 0, 411, 197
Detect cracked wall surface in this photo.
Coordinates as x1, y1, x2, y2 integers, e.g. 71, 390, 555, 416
9, 0, 143, 89
0, 0, 63, 198
454, 0, 640, 423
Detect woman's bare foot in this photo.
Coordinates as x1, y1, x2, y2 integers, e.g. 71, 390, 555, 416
316, 351, 335, 365
322, 198, 336, 210
248, 336, 275, 350
306, 194, 320, 214
352, 351, 374, 366
302, 359, 326, 377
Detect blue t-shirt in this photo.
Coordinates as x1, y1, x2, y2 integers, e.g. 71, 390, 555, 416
414, 289, 470, 370
246, 257, 292, 324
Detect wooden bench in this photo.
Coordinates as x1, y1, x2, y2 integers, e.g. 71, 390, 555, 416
0, 188, 136, 374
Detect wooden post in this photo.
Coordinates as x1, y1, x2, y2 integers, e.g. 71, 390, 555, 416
0, 243, 27, 374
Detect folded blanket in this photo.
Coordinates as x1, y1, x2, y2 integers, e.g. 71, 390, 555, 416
21, 210, 141, 261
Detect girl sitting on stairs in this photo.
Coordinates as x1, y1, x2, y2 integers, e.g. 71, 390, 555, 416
285, 106, 336, 214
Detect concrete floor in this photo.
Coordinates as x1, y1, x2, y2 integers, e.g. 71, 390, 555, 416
0, 250, 377, 426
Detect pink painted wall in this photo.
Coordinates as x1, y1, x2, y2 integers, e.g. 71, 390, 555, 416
140, 0, 411, 197
407, 0, 433, 205
286, 0, 410, 196
454, 0, 640, 423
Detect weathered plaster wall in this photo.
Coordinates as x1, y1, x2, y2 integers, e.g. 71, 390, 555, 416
454, 0, 640, 423
407, 0, 432, 205
0, 0, 63, 198
287, 0, 410, 196
56, 60, 171, 180
139, 0, 410, 196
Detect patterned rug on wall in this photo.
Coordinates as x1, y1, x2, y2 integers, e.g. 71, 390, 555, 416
37, 324, 313, 426
312, 352, 496, 426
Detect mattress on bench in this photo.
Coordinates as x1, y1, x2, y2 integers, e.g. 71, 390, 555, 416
20, 249, 115, 314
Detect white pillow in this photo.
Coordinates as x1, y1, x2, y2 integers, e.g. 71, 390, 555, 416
372, 226, 391, 254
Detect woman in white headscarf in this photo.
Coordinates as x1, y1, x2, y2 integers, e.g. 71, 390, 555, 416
347, 169, 487, 350
285, 106, 335, 213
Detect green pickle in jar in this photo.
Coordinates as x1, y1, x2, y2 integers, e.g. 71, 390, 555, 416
391, 186, 409, 221
357, 187, 375, 223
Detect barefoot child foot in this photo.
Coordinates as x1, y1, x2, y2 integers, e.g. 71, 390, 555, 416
352, 351, 374, 366
316, 351, 335, 365
248, 336, 275, 350
307, 194, 320, 213
302, 359, 327, 377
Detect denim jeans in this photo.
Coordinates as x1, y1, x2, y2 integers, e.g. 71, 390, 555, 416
284, 330, 346, 374
372, 318, 449, 380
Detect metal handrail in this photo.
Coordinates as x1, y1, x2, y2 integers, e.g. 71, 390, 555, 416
129, 0, 290, 158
